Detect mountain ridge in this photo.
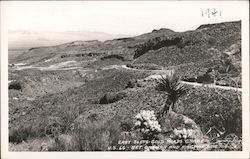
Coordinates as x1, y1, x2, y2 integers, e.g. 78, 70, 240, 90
9, 30, 132, 49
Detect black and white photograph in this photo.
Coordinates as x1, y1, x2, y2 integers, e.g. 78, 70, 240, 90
1, 1, 249, 158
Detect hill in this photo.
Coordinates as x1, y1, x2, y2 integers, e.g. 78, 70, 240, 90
12, 21, 241, 86
8, 21, 242, 151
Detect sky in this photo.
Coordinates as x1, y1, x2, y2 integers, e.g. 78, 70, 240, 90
4, 1, 247, 35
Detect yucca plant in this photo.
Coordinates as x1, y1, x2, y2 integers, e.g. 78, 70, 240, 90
156, 72, 188, 116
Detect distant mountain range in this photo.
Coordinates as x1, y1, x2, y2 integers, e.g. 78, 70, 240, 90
8, 30, 131, 49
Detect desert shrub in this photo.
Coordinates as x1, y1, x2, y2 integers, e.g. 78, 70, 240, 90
196, 73, 213, 84
40, 104, 81, 138
126, 63, 135, 68
229, 77, 241, 88
8, 82, 22, 91
156, 72, 188, 115
101, 54, 125, 61
99, 92, 126, 104
134, 110, 161, 140
125, 79, 138, 89
208, 37, 217, 46
48, 115, 137, 151
132, 110, 208, 151
9, 103, 81, 144
51, 134, 74, 151
125, 80, 136, 89
60, 54, 70, 58
120, 120, 134, 132
59, 104, 81, 134
9, 113, 56, 144
203, 101, 241, 137
75, 53, 85, 57
65, 119, 122, 151
9, 126, 37, 143
43, 116, 69, 138
217, 55, 238, 74
87, 113, 99, 122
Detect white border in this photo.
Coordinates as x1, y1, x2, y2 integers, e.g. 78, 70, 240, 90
1, 1, 249, 159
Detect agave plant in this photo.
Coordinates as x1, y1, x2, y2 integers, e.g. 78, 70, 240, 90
156, 72, 188, 116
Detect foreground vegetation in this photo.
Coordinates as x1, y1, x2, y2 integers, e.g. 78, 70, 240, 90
9, 71, 242, 151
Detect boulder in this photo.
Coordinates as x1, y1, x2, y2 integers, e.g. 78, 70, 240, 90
158, 110, 210, 150
99, 92, 127, 104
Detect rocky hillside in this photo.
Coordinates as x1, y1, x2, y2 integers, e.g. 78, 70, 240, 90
15, 22, 239, 63
9, 21, 242, 151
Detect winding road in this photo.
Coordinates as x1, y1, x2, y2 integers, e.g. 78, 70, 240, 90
119, 65, 242, 92
12, 61, 242, 92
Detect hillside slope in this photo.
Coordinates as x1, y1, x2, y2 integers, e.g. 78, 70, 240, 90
9, 21, 242, 151
12, 21, 241, 85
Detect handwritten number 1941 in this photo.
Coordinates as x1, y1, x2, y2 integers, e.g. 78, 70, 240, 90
202, 8, 222, 18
